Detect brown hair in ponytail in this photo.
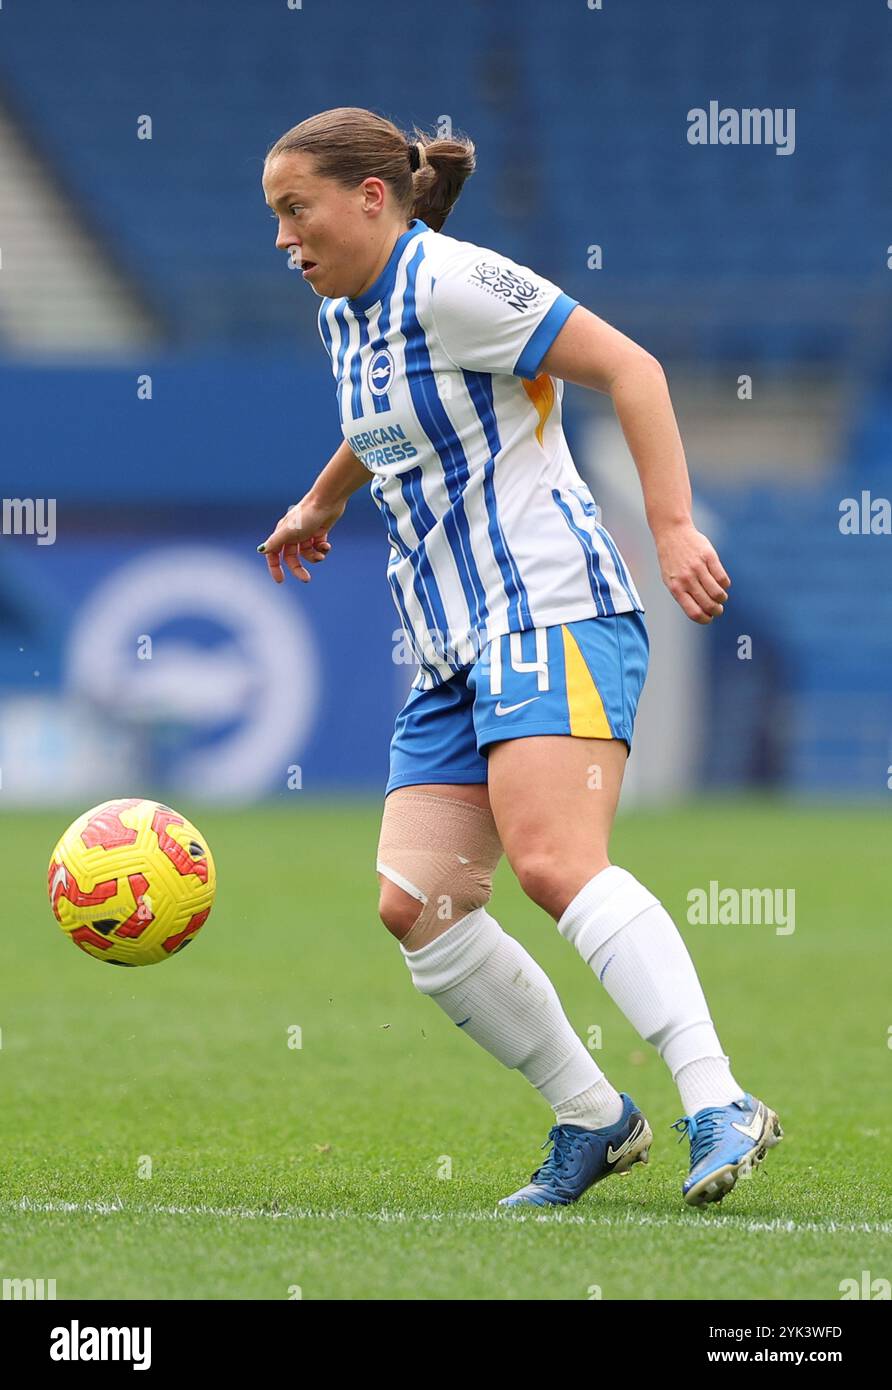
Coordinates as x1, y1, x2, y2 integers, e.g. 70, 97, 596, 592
266, 106, 475, 233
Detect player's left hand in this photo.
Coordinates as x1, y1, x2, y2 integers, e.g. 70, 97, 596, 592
654, 520, 730, 624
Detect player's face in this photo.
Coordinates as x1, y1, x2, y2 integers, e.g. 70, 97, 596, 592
263, 152, 398, 299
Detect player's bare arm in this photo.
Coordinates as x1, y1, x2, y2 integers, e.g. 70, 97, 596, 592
540, 305, 731, 625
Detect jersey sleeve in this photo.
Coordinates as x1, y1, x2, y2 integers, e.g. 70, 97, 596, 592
428, 245, 579, 379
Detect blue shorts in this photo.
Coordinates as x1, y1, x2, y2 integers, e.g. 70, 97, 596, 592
385, 611, 649, 794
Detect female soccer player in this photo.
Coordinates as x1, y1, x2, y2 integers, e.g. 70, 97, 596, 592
259, 107, 782, 1208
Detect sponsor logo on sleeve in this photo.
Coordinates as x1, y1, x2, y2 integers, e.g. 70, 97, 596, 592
468, 261, 546, 313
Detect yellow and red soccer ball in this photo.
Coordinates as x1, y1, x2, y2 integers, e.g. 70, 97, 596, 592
48, 798, 216, 966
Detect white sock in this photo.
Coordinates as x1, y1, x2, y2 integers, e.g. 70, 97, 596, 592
557, 866, 745, 1112
553, 1078, 625, 1130
674, 1057, 747, 1115
401, 906, 611, 1111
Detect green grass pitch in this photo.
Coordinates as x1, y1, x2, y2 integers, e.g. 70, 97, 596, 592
1, 798, 889, 1300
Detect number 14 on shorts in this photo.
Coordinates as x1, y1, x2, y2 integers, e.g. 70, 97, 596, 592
485, 630, 551, 697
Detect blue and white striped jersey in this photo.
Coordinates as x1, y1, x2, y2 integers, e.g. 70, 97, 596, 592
317, 217, 643, 689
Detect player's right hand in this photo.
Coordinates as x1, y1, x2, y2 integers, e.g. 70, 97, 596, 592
258, 494, 345, 584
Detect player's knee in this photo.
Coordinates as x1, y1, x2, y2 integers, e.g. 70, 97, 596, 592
512, 849, 565, 915
378, 877, 422, 940
378, 865, 491, 941
376, 789, 503, 948
514, 849, 608, 921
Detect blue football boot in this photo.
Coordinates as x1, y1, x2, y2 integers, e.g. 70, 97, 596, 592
498, 1092, 652, 1209
671, 1092, 783, 1206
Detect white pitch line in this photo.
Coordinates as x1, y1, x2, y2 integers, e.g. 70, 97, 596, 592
5, 1197, 892, 1237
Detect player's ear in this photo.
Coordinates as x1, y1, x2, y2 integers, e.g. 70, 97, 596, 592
360, 176, 388, 216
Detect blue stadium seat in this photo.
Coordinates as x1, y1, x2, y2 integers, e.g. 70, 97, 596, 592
0, 0, 889, 358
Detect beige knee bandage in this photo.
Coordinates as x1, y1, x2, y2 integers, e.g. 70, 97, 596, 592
377, 790, 504, 950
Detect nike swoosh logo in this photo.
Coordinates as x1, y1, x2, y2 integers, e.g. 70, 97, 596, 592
494, 697, 540, 717
606, 1119, 644, 1165
731, 1107, 765, 1142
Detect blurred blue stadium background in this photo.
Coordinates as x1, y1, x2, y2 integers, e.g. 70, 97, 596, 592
1, 0, 890, 803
